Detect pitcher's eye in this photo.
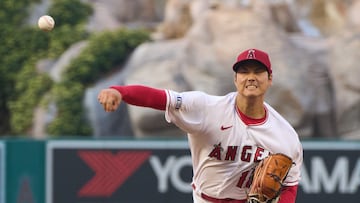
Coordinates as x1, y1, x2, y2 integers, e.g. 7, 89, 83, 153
236, 68, 248, 74
255, 68, 267, 73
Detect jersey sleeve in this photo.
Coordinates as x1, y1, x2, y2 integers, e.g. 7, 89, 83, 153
284, 142, 303, 186
279, 185, 298, 203
264, 103, 303, 186
110, 85, 166, 110
165, 90, 208, 134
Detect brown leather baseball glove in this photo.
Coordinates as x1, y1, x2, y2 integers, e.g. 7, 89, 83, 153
247, 153, 293, 203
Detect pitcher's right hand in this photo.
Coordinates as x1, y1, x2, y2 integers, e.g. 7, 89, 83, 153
97, 88, 122, 112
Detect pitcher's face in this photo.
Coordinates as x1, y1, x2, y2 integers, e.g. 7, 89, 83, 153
234, 61, 272, 98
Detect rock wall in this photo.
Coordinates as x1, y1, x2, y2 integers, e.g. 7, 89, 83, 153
34, 0, 360, 139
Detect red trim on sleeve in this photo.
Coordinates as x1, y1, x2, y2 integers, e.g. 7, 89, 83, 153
279, 185, 298, 203
110, 85, 167, 110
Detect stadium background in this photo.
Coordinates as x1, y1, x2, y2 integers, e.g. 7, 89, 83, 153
0, 0, 359, 202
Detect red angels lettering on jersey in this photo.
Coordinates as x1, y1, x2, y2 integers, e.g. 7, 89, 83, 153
208, 143, 270, 163
240, 145, 269, 163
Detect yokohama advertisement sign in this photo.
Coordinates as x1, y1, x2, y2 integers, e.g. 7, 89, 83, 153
46, 140, 193, 203
46, 140, 360, 203
297, 141, 360, 203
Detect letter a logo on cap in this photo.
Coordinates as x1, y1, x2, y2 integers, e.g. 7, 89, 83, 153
247, 49, 256, 59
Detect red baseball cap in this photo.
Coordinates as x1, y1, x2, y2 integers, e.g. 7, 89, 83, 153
232, 48, 272, 74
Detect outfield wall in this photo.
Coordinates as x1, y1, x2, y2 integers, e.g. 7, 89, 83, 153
0, 138, 359, 203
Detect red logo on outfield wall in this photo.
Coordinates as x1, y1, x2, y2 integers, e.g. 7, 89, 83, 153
77, 150, 151, 197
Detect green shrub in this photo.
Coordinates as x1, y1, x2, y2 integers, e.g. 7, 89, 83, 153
47, 81, 91, 136
8, 59, 53, 134
47, 24, 90, 58
45, 0, 93, 58
2, 0, 92, 135
1, 27, 50, 135
0, 0, 150, 137
49, 0, 93, 27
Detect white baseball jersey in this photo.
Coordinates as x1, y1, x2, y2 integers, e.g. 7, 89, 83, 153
165, 90, 303, 202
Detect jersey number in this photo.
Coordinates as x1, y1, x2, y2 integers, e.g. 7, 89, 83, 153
236, 170, 253, 188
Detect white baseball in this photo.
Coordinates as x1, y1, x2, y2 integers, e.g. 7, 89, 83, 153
38, 15, 55, 31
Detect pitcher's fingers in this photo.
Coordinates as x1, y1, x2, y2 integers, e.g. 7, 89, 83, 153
106, 101, 113, 112
110, 100, 121, 112
97, 91, 106, 104
104, 101, 111, 112
109, 93, 121, 110
113, 100, 121, 111
99, 92, 112, 107
107, 100, 119, 112
102, 102, 108, 111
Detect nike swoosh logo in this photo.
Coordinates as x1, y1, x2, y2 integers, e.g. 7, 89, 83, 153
221, 125, 233, 130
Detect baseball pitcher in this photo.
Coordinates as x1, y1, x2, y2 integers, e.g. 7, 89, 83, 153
98, 48, 303, 203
